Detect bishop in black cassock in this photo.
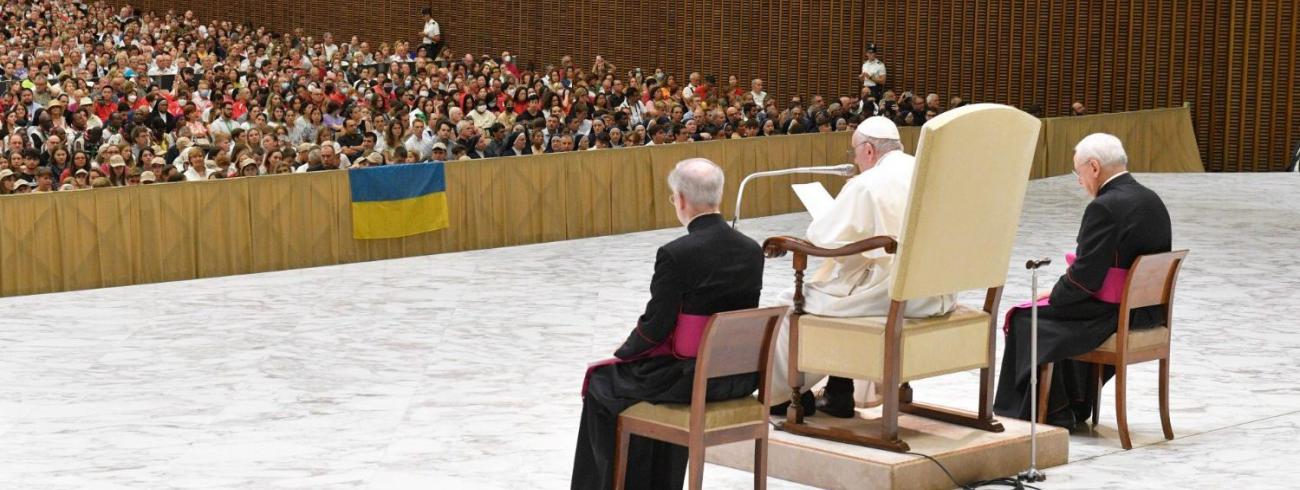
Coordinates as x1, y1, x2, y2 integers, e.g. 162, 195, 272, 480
994, 135, 1172, 430
571, 159, 764, 490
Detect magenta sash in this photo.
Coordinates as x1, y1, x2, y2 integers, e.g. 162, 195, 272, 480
582, 313, 712, 396
1002, 254, 1128, 335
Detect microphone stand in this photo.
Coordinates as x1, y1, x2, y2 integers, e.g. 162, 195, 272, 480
1020, 257, 1052, 485
731, 164, 857, 229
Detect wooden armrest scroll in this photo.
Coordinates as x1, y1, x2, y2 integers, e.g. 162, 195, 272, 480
762, 235, 898, 259
763, 235, 897, 315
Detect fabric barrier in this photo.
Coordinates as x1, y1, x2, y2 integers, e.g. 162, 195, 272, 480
0, 107, 1202, 297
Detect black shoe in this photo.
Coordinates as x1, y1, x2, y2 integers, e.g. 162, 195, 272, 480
770, 390, 817, 417
816, 389, 856, 418
1045, 408, 1080, 432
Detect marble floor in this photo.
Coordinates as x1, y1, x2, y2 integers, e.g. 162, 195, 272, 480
0, 173, 1297, 489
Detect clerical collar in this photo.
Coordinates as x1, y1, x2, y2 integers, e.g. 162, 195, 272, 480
1100, 171, 1130, 191
687, 212, 723, 232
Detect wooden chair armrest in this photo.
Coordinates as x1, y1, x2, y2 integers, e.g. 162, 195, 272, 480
763, 235, 898, 259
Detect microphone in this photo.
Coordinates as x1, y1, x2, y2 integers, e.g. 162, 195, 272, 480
732, 164, 857, 228
1025, 258, 1052, 270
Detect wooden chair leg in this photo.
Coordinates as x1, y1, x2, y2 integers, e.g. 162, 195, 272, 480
1036, 363, 1054, 424
881, 379, 900, 441
1115, 363, 1132, 450
1090, 362, 1103, 429
613, 421, 631, 490
688, 440, 705, 490
1159, 357, 1174, 440
753, 436, 768, 490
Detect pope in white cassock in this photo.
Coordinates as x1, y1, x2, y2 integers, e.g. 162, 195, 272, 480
769, 116, 956, 418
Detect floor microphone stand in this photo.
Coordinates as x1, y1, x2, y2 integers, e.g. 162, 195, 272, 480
1019, 258, 1052, 485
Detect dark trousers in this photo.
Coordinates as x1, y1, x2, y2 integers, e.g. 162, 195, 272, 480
571, 364, 758, 490
571, 366, 689, 490
993, 301, 1161, 427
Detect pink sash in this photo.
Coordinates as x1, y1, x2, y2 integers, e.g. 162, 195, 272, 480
1002, 254, 1128, 335
582, 313, 711, 396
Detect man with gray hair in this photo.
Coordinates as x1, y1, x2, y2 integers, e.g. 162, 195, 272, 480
994, 133, 1172, 430
571, 158, 764, 490
769, 116, 956, 419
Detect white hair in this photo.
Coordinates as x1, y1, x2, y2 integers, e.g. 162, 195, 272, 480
1074, 133, 1128, 169
668, 158, 725, 207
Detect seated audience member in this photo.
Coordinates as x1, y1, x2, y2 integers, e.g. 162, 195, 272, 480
571, 158, 764, 490
0, 0, 974, 201
994, 133, 1172, 429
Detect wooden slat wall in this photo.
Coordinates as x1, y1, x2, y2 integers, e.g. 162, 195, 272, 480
864, 0, 1298, 171
110, 0, 1293, 171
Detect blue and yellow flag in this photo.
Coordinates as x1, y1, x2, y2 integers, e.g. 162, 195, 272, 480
349, 162, 449, 239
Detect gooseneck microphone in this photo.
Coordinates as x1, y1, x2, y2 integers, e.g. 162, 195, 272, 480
731, 164, 858, 229
1026, 257, 1052, 270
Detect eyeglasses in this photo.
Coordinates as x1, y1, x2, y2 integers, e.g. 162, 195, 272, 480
845, 141, 870, 159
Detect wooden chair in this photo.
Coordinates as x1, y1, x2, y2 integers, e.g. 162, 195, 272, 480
612, 306, 787, 490
765, 104, 1043, 451
1036, 250, 1189, 450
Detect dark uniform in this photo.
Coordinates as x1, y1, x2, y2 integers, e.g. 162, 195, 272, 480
571, 213, 764, 490
994, 173, 1172, 428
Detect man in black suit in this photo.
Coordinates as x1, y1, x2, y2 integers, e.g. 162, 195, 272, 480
571, 159, 765, 490
994, 133, 1173, 429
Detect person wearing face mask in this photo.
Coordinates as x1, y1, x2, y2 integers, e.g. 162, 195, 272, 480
994, 133, 1172, 430
469, 101, 495, 131
500, 51, 519, 78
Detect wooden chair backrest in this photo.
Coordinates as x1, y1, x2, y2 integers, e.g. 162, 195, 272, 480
691, 306, 788, 410
1121, 250, 1189, 312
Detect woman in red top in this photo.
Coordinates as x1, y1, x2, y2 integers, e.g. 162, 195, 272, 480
230, 88, 250, 121
511, 89, 529, 115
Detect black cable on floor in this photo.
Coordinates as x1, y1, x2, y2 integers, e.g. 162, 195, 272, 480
906, 451, 1043, 490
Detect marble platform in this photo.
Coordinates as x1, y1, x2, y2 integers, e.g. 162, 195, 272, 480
0, 173, 1297, 489
708, 410, 1068, 490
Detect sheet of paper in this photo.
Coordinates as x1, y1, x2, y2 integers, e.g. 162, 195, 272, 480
792, 182, 835, 220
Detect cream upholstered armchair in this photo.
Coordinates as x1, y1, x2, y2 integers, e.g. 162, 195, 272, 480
764, 104, 1042, 452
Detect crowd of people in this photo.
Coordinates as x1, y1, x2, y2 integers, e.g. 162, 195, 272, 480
0, 1, 974, 196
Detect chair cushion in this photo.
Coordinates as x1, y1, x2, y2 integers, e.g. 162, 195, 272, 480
797, 304, 991, 383
1096, 326, 1170, 353
620, 397, 765, 431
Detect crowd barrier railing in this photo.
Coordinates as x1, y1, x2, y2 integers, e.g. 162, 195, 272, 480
0, 106, 1201, 297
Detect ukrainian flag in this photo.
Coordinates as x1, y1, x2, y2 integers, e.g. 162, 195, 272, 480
349, 162, 449, 239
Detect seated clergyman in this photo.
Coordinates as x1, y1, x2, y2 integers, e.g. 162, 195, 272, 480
570, 158, 764, 490
994, 133, 1172, 429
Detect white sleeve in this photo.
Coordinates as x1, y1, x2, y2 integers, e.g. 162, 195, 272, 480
805, 179, 878, 250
